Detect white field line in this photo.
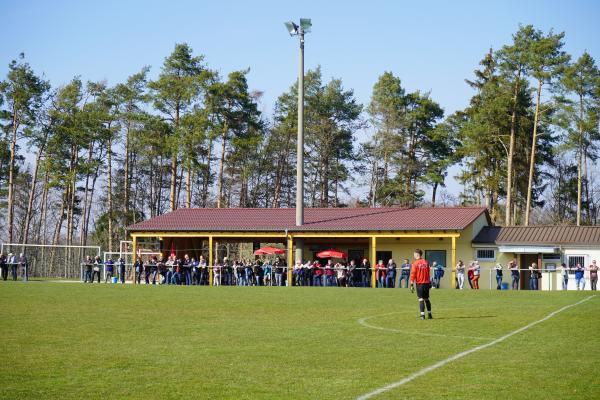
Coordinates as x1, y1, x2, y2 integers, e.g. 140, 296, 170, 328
356, 295, 596, 400
357, 312, 493, 341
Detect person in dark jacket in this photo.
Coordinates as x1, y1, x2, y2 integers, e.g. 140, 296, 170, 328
298, 261, 306, 287
91, 256, 101, 283
171, 258, 182, 285
118, 257, 126, 284
399, 259, 411, 288
83, 256, 93, 283
134, 257, 143, 284
146, 257, 157, 284
182, 254, 192, 286
254, 260, 264, 286
104, 257, 114, 283
223, 257, 232, 286
494, 263, 503, 290
529, 262, 540, 291
158, 257, 167, 284
509, 260, 519, 290
192, 257, 201, 285
386, 259, 397, 288
574, 263, 585, 290
0, 253, 7, 281
360, 258, 371, 287
347, 260, 357, 287
245, 260, 254, 286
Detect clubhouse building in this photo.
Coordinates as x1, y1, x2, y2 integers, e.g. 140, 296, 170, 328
127, 207, 600, 290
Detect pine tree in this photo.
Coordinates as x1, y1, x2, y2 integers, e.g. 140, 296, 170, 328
0, 54, 49, 243
497, 25, 536, 225
524, 29, 569, 225
558, 52, 600, 225
149, 43, 210, 211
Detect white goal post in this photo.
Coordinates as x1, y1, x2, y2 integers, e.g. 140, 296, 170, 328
0, 243, 101, 280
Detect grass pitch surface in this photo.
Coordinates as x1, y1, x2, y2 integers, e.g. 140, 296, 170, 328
0, 282, 598, 399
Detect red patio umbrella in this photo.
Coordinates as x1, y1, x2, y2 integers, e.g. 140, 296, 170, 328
253, 246, 286, 256
316, 249, 347, 259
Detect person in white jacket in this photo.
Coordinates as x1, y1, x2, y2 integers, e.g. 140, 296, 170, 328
8, 253, 17, 281
560, 263, 570, 290
213, 262, 222, 286
455, 260, 465, 289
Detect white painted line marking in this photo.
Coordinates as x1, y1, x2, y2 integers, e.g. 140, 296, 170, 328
356, 295, 596, 400
357, 312, 493, 341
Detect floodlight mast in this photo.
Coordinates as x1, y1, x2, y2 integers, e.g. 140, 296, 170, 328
284, 18, 310, 265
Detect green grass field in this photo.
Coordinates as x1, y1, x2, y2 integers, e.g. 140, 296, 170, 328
0, 282, 598, 399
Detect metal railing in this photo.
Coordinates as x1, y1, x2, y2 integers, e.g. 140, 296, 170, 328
4, 262, 596, 291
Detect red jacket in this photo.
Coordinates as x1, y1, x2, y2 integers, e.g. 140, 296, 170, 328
313, 262, 323, 276
325, 264, 335, 276
376, 263, 386, 278
410, 259, 430, 284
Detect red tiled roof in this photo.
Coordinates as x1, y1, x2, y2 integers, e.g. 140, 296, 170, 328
474, 225, 600, 245
127, 207, 489, 232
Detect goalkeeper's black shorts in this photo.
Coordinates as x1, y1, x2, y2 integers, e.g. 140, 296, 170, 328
416, 283, 430, 299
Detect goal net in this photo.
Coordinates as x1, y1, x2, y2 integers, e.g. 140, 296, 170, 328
0, 243, 101, 280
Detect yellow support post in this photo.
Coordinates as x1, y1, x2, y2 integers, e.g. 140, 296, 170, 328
287, 235, 293, 286
208, 236, 213, 287
132, 235, 137, 284
451, 236, 456, 289
370, 236, 377, 288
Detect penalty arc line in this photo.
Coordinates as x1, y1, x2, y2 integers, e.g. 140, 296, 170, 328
357, 313, 493, 341
356, 295, 596, 400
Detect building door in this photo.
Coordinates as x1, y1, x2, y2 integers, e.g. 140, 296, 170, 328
348, 249, 365, 265
519, 254, 539, 290
376, 251, 392, 265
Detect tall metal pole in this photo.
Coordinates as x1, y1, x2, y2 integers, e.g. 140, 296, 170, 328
295, 29, 305, 264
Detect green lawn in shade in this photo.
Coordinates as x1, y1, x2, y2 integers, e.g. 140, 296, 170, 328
0, 281, 598, 399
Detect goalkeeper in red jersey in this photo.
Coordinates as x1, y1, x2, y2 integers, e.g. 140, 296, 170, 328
410, 249, 433, 320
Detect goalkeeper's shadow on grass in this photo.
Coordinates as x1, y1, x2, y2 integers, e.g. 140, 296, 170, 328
432, 315, 497, 320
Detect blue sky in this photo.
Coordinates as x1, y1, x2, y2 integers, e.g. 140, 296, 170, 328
1, 0, 599, 198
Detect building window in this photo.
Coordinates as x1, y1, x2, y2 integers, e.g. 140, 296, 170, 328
567, 255, 586, 270
476, 248, 496, 261
545, 263, 557, 271
425, 250, 447, 267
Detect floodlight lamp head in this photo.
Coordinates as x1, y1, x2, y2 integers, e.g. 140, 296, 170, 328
299, 18, 312, 33
284, 21, 299, 36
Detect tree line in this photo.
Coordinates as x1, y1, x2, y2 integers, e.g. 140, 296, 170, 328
1, 24, 599, 251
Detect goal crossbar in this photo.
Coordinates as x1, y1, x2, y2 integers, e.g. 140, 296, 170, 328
1, 243, 101, 256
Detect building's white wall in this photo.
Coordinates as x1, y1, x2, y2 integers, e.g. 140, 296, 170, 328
473, 246, 600, 291
562, 247, 600, 290
563, 247, 600, 265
